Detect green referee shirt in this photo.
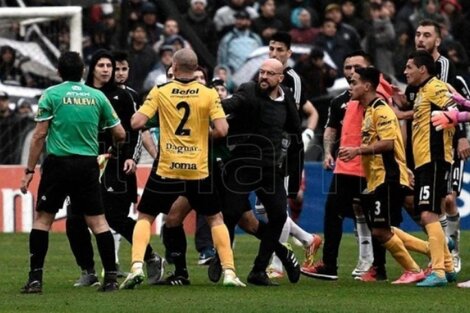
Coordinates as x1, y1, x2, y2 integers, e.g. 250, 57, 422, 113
35, 81, 120, 156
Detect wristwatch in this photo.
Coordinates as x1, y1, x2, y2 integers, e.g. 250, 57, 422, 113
25, 168, 35, 174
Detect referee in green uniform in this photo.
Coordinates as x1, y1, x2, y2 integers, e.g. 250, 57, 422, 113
20, 51, 126, 293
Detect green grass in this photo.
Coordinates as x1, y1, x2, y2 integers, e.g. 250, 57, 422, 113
1, 232, 469, 313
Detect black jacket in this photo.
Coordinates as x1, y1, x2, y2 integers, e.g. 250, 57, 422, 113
86, 49, 139, 201
222, 81, 304, 197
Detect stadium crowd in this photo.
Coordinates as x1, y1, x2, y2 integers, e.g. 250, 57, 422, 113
2, 0, 470, 293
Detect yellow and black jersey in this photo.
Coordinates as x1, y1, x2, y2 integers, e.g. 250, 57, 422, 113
361, 98, 409, 192
412, 77, 455, 169
139, 79, 226, 180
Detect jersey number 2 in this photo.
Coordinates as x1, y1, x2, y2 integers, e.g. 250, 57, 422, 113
175, 102, 191, 136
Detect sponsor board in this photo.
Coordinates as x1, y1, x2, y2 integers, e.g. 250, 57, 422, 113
0, 165, 195, 234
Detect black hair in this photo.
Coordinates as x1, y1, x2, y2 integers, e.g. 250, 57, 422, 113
355, 67, 380, 90
58, 51, 84, 82
408, 50, 436, 76
343, 50, 373, 65
270, 31, 291, 49
112, 50, 129, 63
85, 49, 116, 90
310, 47, 324, 60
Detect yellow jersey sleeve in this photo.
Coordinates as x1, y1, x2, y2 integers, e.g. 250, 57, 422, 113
209, 89, 226, 121
428, 79, 453, 109
374, 104, 398, 141
138, 86, 160, 119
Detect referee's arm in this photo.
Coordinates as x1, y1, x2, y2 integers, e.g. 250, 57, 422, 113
131, 112, 149, 130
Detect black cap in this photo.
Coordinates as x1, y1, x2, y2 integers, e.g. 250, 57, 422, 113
234, 10, 250, 19
0, 91, 9, 100
141, 2, 157, 14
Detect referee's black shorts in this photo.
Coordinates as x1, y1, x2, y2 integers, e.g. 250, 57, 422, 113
37, 155, 103, 216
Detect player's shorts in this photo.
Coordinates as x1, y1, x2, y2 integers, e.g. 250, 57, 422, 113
137, 168, 221, 218
36, 155, 103, 216
360, 182, 404, 228
448, 157, 464, 196
328, 174, 367, 219
414, 161, 450, 215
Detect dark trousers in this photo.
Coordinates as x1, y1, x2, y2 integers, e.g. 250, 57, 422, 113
322, 174, 367, 269
222, 163, 287, 272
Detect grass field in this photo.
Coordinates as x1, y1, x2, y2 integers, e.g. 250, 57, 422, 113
1, 231, 469, 313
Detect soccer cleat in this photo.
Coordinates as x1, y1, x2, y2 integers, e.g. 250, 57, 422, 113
446, 271, 457, 283
355, 266, 387, 282
120, 268, 145, 290
98, 280, 118, 292
146, 253, 165, 285
73, 271, 101, 287
160, 273, 190, 286
21, 280, 42, 294
223, 269, 246, 287
247, 270, 279, 286
304, 234, 322, 266
279, 243, 300, 283
391, 270, 426, 284
198, 247, 216, 266
351, 260, 373, 277
453, 252, 461, 274
266, 266, 284, 279
457, 280, 470, 288
301, 261, 338, 280
416, 272, 447, 287
208, 254, 222, 283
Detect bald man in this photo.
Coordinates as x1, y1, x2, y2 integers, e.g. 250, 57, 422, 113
219, 58, 304, 285
121, 49, 245, 289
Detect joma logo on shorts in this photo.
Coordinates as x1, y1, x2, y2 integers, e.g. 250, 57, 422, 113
172, 88, 199, 95
169, 162, 197, 170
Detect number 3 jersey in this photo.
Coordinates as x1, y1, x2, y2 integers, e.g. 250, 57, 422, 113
138, 79, 226, 180
361, 98, 409, 192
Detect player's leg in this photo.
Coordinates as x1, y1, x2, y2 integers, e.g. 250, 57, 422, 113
66, 200, 99, 287
416, 162, 453, 287
22, 156, 68, 294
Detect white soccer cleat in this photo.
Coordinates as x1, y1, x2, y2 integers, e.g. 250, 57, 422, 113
223, 269, 246, 287
458, 280, 470, 288
120, 267, 145, 290
352, 259, 373, 277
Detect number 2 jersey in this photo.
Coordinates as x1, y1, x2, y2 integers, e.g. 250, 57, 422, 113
138, 78, 226, 180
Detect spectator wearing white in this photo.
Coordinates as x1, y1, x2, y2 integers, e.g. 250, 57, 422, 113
217, 10, 262, 74
213, 0, 258, 37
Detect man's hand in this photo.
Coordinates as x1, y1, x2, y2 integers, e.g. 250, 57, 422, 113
302, 128, 314, 152
123, 159, 137, 174
20, 173, 34, 194
338, 146, 360, 162
323, 154, 335, 170
431, 110, 458, 131
457, 138, 470, 160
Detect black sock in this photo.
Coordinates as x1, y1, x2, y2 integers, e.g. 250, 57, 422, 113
163, 225, 188, 278
29, 229, 49, 280
372, 237, 386, 273
66, 214, 95, 272
254, 220, 267, 240
95, 231, 116, 274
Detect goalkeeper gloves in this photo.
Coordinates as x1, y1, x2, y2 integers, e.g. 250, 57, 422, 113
302, 128, 314, 152
431, 110, 458, 131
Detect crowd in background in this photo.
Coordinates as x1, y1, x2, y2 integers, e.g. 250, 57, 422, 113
2, 0, 470, 164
